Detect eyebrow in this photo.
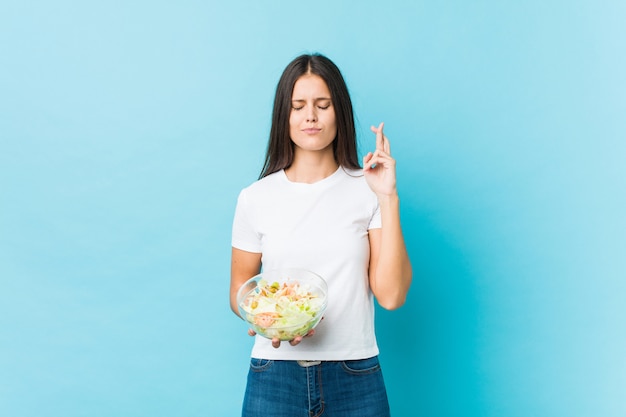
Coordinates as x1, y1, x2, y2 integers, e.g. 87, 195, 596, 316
291, 97, 332, 103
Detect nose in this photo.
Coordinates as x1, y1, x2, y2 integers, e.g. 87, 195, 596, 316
306, 107, 317, 122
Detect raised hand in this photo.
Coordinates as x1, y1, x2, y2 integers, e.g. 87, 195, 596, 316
363, 122, 397, 197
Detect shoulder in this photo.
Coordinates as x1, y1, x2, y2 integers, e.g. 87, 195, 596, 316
337, 167, 368, 186
237, 170, 284, 199
334, 167, 378, 203
338, 167, 372, 191
341, 167, 364, 178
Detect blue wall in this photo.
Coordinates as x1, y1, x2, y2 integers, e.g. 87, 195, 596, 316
1, 1, 624, 416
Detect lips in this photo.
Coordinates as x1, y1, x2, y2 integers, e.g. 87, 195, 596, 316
302, 128, 321, 134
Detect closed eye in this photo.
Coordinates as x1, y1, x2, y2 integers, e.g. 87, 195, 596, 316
291, 98, 331, 111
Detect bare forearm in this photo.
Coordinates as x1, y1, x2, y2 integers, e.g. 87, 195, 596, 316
371, 194, 412, 309
230, 248, 262, 317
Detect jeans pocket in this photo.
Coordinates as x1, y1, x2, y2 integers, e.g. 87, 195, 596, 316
340, 356, 381, 375
249, 358, 274, 372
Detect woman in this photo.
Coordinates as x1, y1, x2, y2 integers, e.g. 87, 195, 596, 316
230, 53, 412, 416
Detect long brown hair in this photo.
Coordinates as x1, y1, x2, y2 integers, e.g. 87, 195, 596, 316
259, 54, 360, 179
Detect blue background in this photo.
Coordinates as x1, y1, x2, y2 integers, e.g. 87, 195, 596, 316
1, 1, 625, 416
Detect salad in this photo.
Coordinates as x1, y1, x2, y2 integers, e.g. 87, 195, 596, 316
239, 279, 325, 340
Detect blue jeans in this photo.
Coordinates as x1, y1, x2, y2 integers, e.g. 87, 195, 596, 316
242, 356, 390, 417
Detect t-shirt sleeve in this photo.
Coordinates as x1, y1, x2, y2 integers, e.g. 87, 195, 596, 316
231, 189, 262, 253
367, 200, 382, 230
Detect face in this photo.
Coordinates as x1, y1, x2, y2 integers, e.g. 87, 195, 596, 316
289, 74, 337, 155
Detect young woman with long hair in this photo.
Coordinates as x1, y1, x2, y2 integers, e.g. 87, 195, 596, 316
230, 53, 412, 416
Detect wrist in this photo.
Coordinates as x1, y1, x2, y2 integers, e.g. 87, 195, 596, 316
377, 192, 399, 206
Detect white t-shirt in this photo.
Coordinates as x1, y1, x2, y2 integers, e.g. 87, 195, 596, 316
231, 166, 382, 361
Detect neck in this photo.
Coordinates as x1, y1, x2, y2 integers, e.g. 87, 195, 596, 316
285, 150, 339, 184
